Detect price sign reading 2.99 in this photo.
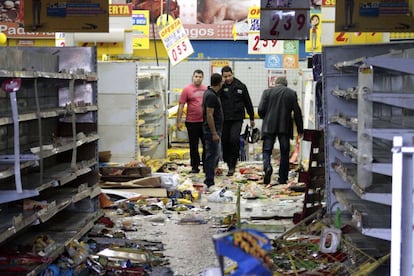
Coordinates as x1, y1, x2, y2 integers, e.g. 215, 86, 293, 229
260, 9, 310, 40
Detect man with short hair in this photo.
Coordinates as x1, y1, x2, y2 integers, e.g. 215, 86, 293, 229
177, 69, 207, 173
220, 66, 255, 176
258, 76, 303, 185
202, 73, 224, 188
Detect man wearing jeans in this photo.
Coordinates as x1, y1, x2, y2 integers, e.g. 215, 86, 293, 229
177, 69, 207, 173
202, 73, 224, 188
258, 76, 303, 185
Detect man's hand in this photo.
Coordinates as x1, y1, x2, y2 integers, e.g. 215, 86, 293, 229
213, 133, 220, 144
176, 121, 182, 131
250, 120, 255, 128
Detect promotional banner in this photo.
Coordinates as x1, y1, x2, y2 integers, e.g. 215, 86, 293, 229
335, 0, 414, 32
132, 10, 150, 49
159, 18, 194, 66
24, 0, 109, 32
0, 3, 125, 39
0, 1, 55, 39
144, 0, 260, 40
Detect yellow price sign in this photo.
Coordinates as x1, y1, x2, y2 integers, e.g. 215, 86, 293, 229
334, 32, 383, 45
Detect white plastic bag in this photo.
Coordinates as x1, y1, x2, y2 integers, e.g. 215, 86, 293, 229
153, 172, 180, 191
207, 187, 234, 203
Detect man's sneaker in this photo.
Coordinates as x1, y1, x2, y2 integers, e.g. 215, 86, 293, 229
226, 168, 235, 176
264, 167, 273, 185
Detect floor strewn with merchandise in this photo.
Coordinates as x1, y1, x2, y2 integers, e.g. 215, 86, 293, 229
0, 144, 391, 275
0, 155, 391, 275
89, 154, 390, 276
96, 159, 304, 275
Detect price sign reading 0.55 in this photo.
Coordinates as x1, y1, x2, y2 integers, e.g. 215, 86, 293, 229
260, 10, 309, 40
168, 40, 194, 65
248, 33, 283, 54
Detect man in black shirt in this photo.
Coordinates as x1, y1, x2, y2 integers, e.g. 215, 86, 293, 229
202, 73, 224, 188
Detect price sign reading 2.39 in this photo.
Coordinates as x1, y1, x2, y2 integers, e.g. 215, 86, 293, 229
248, 34, 284, 54
260, 0, 310, 40
260, 10, 309, 40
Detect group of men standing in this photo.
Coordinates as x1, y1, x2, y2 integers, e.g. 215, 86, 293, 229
176, 67, 303, 190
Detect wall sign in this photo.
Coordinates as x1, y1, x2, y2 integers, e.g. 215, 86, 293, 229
132, 10, 150, 50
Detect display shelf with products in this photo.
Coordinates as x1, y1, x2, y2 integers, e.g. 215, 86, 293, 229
0, 46, 101, 273
323, 42, 414, 242
97, 63, 167, 163
137, 66, 167, 160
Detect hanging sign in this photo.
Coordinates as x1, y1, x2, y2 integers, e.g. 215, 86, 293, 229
159, 18, 194, 66
260, 0, 310, 40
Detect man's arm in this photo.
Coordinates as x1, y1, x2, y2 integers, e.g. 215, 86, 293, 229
258, 89, 268, 119
176, 103, 185, 130
293, 97, 304, 138
242, 85, 255, 127
206, 107, 220, 143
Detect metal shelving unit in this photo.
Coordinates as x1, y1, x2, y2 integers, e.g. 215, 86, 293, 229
0, 46, 101, 273
137, 66, 168, 160
97, 63, 167, 163
323, 42, 414, 243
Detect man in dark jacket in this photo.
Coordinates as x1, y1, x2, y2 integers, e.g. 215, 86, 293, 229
258, 76, 303, 185
220, 66, 255, 176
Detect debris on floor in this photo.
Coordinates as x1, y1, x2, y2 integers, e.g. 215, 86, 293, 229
2, 159, 308, 275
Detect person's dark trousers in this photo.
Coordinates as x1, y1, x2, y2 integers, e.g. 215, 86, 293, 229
203, 132, 221, 187
221, 120, 243, 169
262, 133, 290, 184
185, 122, 205, 171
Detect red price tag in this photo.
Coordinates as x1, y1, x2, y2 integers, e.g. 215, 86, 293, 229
248, 34, 283, 54
260, 10, 309, 40
168, 39, 194, 65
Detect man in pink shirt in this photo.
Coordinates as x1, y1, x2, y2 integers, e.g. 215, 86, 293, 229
176, 69, 207, 173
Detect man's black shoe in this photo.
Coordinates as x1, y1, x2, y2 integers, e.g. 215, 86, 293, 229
226, 168, 235, 176
190, 169, 200, 174
264, 167, 273, 184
